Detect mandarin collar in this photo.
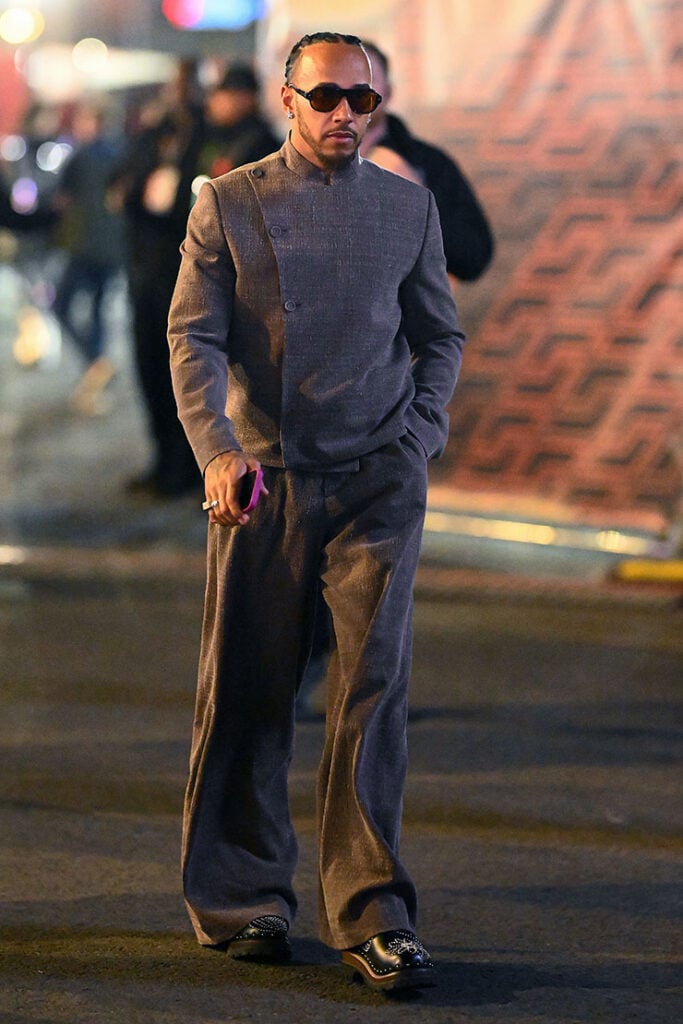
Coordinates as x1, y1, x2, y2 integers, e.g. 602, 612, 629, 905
282, 134, 362, 183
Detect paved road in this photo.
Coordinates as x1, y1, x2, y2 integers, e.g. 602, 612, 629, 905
1, 569, 681, 1023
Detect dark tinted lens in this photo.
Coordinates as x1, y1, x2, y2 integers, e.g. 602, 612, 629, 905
307, 86, 345, 112
307, 86, 380, 114
347, 88, 380, 114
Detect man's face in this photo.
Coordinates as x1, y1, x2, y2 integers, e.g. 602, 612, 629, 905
282, 42, 373, 171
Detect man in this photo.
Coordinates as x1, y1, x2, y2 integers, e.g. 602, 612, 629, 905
195, 63, 281, 183
52, 99, 124, 414
110, 59, 205, 498
361, 40, 494, 283
168, 31, 465, 993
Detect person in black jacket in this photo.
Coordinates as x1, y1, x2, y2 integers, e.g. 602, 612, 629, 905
194, 64, 281, 184
109, 61, 206, 497
360, 40, 494, 283
111, 61, 281, 499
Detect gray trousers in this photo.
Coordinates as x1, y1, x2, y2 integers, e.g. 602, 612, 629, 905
181, 434, 428, 949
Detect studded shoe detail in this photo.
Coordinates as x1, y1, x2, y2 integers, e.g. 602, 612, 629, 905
341, 929, 436, 991
228, 914, 291, 962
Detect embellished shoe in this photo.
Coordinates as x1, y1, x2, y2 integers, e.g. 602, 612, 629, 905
341, 929, 436, 991
227, 914, 291, 962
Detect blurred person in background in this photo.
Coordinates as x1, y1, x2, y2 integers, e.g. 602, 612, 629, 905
110, 60, 279, 499
0, 102, 65, 287
0, 110, 59, 235
52, 99, 125, 415
361, 40, 494, 284
194, 63, 281, 182
108, 59, 205, 499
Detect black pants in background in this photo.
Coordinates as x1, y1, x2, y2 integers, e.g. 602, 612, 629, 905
128, 262, 199, 496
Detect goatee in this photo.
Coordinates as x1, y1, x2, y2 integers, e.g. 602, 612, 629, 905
318, 151, 357, 172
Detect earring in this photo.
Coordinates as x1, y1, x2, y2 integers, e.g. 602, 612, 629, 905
287, 112, 294, 119
367, 115, 373, 124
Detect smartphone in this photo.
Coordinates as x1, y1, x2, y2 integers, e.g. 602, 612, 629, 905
238, 467, 263, 512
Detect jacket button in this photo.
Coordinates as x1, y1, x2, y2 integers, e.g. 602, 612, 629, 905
251, 167, 264, 178
269, 225, 283, 237
283, 300, 297, 312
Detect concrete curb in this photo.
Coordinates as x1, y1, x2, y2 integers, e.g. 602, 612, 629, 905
2, 541, 682, 608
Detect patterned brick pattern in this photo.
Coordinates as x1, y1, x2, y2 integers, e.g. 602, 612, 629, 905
419, 0, 683, 533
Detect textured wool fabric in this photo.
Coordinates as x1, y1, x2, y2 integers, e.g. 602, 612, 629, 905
181, 438, 427, 948
168, 139, 465, 475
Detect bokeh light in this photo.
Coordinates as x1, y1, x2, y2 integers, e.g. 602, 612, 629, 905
35, 141, 72, 173
0, 134, 27, 161
10, 177, 38, 214
162, 0, 264, 30
72, 37, 109, 74
191, 174, 210, 196
13, 305, 61, 366
0, 6, 44, 45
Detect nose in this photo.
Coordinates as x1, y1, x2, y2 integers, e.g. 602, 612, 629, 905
332, 96, 354, 120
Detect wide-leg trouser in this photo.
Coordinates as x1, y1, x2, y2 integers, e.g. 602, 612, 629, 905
181, 435, 428, 949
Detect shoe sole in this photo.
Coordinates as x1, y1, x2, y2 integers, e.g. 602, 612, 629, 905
341, 952, 436, 991
228, 937, 291, 963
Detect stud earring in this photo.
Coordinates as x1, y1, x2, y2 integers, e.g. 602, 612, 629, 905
287, 112, 294, 119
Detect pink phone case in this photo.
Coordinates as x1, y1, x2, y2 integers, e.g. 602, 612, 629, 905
239, 467, 263, 512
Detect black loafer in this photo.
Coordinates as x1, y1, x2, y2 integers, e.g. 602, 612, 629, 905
341, 929, 436, 991
228, 914, 291, 962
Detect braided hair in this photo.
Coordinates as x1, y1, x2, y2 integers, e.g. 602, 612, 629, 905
284, 31, 370, 83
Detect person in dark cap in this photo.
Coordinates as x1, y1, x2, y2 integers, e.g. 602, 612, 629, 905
109, 59, 278, 499
195, 62, 281, 182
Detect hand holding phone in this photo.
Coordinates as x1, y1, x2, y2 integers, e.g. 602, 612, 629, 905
238, 466, 264, 513
201, 457, 265, 519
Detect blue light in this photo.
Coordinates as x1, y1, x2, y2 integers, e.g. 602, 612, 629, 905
163, 0, 265, 30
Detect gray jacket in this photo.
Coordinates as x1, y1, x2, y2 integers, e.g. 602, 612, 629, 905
168, 139, 465, 474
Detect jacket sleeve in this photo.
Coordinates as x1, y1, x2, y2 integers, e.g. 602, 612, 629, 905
400, 191, 466, 460
427, 149, 494, 281
167, 181, 242, 473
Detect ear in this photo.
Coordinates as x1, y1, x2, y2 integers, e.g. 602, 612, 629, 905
281, 83, 295, 119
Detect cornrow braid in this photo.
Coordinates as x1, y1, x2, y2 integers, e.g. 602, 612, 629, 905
284, 31, 367, 83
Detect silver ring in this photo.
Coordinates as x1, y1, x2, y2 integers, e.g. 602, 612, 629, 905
201, 498, 219, 511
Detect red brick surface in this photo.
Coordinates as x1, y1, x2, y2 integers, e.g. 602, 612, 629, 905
395, 0, 683, 534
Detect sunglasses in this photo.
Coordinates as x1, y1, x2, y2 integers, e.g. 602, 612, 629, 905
287, 83, 382, 115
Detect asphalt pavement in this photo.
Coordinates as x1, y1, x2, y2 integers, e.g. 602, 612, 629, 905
1, 284, 682, 1022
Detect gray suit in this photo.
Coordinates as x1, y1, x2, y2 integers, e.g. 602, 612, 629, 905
168, 139, 464, 950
